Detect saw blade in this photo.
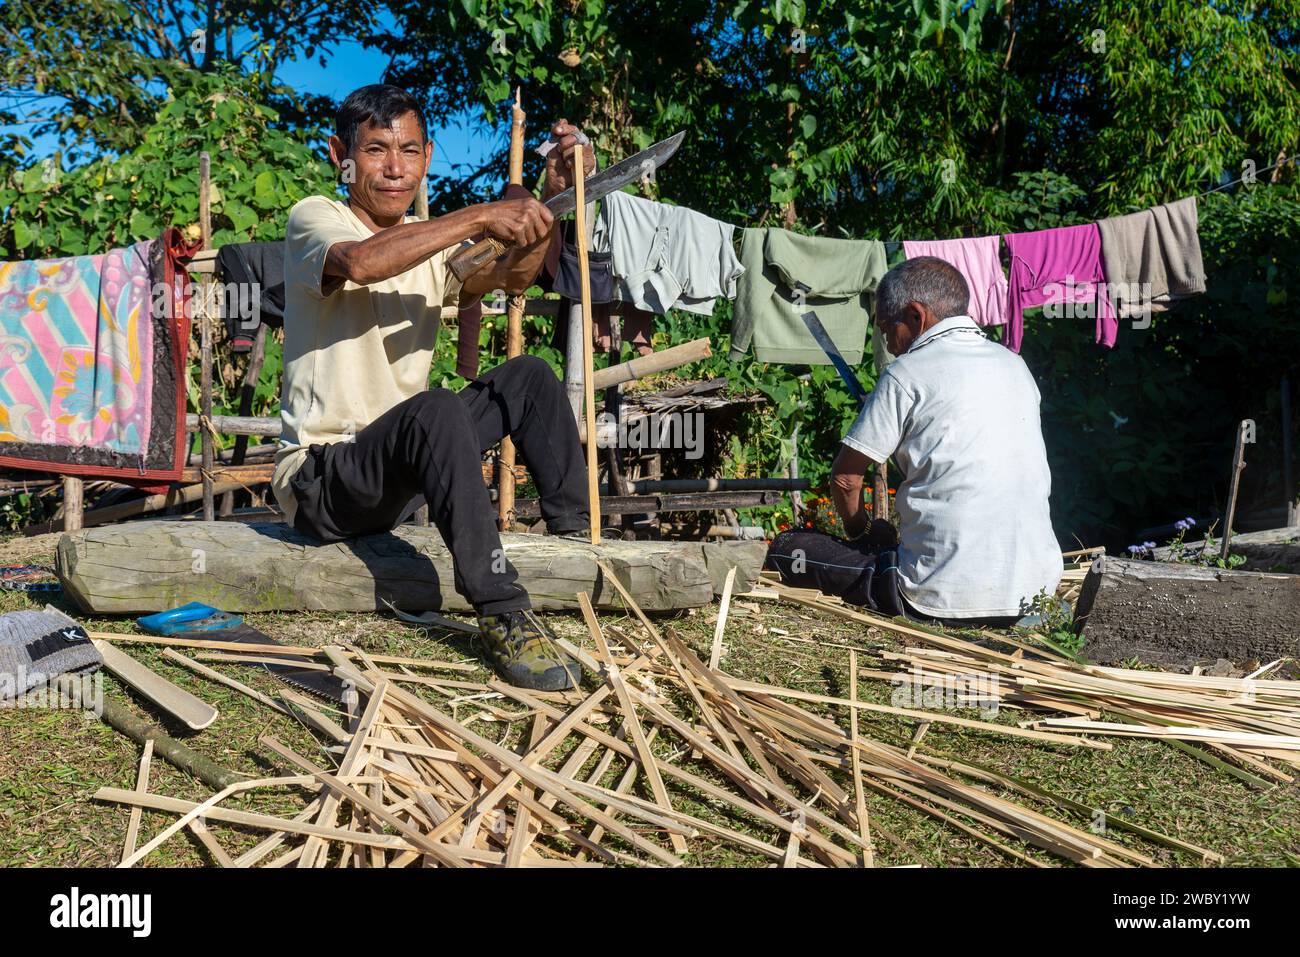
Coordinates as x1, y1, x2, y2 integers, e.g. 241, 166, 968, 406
198, 624, 349, 703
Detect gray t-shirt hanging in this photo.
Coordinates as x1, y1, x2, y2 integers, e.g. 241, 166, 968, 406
591, 191, 744, 315
843, 315, 1063, 617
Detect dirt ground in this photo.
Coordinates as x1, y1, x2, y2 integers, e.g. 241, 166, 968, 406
1, 530, 1297, 868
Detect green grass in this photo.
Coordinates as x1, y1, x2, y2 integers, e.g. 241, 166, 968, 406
1, 531, 1297, 867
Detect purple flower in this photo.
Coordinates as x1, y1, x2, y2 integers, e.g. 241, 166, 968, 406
1143, 541, 1157, 550
1184, 516, 1196, 527
1127, 544, 1142, 555
1174, 519, 1190, 532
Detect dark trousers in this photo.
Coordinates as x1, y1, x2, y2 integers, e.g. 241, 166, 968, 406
765, 530, 907, 616
289, 355, 588, 615
764, 530, 1021, 629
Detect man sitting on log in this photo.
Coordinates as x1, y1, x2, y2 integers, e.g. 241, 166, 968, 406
766, 257, 1063, 627
271, 84, 592, 690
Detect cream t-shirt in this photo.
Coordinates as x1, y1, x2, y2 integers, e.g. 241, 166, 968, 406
271, 195, 463, 525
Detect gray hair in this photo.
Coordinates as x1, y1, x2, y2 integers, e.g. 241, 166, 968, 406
875, 256, 971, 324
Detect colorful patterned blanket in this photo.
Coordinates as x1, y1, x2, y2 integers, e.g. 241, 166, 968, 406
0, 230, 192, 480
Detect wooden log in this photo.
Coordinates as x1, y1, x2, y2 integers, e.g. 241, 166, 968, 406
54, 519, 766, 614
512, 489, 787, 519
1152, 525, 1300, 574
590, 338, 712, 391
629, 478, 809, 494
1076, 555, 1300, 667
185, 413, 280, 437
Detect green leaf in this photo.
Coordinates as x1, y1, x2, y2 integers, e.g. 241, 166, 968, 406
800, 113, 817, 138
128, 209, 157, 238
12, 220, 33, 250
254, 170, 277, 205
224, 201, 258, 234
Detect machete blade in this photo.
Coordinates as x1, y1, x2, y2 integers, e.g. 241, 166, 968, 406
543, 131, 685, 217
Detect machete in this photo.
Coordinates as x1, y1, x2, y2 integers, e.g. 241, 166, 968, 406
448, 131, 686, 282
800, 309, 870, 407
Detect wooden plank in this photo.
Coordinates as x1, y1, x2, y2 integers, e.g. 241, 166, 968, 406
96, 786, 427, 857
708, 566, 736, 670
92, 639, 218, 731
160, 648, 291, 716
848, 650, 874, 867
120, 740, 154, 864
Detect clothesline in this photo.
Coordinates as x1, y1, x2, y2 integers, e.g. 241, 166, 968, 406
1196, 154, 1296, 198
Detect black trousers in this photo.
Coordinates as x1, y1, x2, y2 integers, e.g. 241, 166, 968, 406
764, 530, 1021, 629
289, 355, 588, 616
765, 530, 907, 616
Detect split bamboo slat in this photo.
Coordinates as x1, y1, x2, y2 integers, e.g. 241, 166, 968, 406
93, 575, 1299, 868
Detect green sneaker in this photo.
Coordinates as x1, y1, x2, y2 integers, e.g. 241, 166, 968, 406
475, 609, 583, 691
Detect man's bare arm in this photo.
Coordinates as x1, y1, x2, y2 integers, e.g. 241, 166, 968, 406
831, 444, 878, 540
323, 198, 553, 293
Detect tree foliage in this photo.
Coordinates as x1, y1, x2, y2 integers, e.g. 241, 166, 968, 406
0, 1, 1297, 544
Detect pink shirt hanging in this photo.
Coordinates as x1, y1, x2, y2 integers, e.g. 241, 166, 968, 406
902, 236, 1008, 329
1002, 223, 1116, 353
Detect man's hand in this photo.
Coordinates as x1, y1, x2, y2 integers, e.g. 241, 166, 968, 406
543, 119, 596, 198
480, 196, 554, 247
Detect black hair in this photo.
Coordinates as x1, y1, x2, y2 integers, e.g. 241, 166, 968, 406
876, 256, 971, 324
335, 84, 428, 153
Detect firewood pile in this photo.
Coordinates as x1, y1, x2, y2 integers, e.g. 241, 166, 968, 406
92, 565, 1299, 867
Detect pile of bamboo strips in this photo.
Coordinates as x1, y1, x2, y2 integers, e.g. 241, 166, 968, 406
751, 578, 1300, 791
92, 563, 1255, 868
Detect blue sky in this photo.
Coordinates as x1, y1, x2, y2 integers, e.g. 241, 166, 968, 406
3, 17, 500, 186
276, 33, 500, 182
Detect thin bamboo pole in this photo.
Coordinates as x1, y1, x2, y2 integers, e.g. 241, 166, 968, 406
198, 151, 215, 522
572, 148, 601, 543
499, 88, 526, 531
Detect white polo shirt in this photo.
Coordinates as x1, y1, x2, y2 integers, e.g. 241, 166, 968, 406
842, 315, 1062, 617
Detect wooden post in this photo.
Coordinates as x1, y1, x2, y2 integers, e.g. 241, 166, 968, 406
498, 89, 526, 532
564, 301, 585, 423
786, 372, 810, 522
572, 151, 601, 544
873, 468, 889, 521
62, 476, 83, 532
1283, 374, 1297, 527
1220, 419, 1248, 562
198, 152, 215, 522
220, 323, 268, 518
412, 174, 432, 527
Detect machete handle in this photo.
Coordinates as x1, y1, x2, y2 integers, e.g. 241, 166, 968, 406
448, 236, 509, 282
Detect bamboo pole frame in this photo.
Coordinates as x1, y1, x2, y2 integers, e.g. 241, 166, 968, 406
572, 149, 601, 543
498, 88, 526, 532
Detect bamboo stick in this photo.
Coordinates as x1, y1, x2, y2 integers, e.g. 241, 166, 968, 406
572, 148, 601, 543
498, 88, 526, 532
